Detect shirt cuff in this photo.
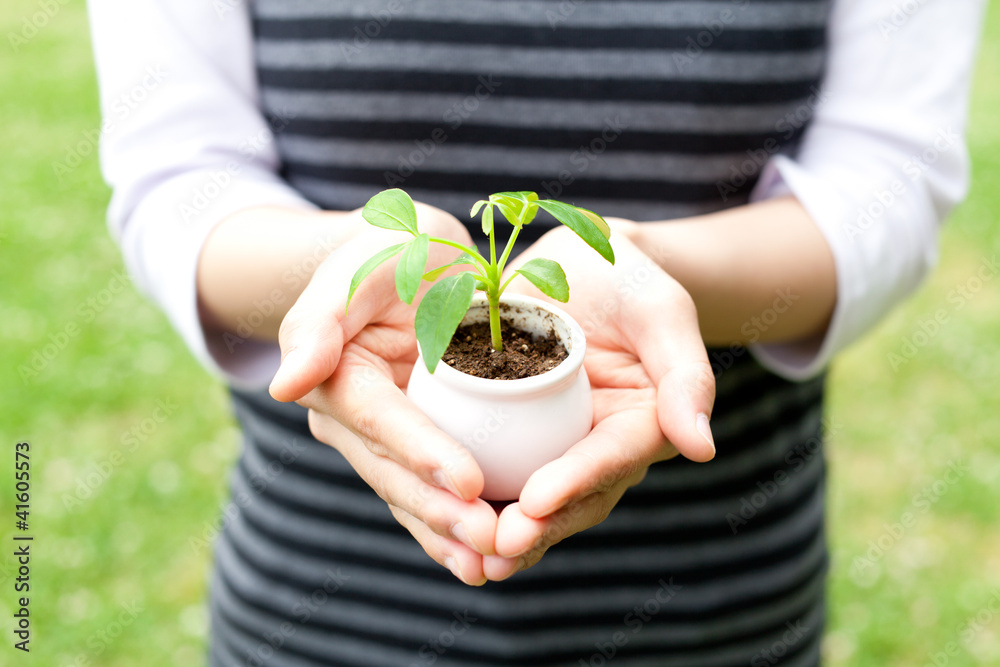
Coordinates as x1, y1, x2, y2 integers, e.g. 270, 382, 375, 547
746, 156, 857, 381
117, 168, 317, 389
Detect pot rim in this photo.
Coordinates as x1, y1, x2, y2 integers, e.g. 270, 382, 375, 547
418, 293, 587, 397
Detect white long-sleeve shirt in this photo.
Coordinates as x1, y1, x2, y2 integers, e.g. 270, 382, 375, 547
87, 0, 985, 388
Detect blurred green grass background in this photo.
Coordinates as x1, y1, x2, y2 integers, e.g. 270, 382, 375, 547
1, 1, 998, 665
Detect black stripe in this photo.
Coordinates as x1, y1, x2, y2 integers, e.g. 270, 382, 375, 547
270, 118, 806, 155
713, 366, 820, 421
254, 19, 826, 52
257, 69, 822, 105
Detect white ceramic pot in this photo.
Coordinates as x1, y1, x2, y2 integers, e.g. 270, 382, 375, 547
407, 294, 593, 500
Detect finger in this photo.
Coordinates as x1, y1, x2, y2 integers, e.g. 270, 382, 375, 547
483, 503, 549, 581
482, 549, 542, 582
307, 409, 495, 551
498, 488, 624, 556
517, 401, 661, 519
307, 354, 485, 500
269, 230, 410, 403
483, 487, 629, 580
389, 506, 487, 586
621, 275, 717, 462
657, 359, 717, 462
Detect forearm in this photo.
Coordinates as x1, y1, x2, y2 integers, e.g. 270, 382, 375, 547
621, 196, 836, 347
196, 206, 363, 341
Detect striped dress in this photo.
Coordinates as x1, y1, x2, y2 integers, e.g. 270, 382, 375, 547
209, 1, 832, 665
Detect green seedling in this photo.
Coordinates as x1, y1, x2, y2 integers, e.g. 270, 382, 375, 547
347, 189, 614, 373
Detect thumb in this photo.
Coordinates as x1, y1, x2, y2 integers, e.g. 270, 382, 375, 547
268, 310, 347, 403
656, 362, 717, 463
624, 276, 717, 462
268, 240, 394, 403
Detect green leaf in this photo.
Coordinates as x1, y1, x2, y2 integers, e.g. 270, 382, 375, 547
362, 188, 419, 235
491, 191, 539, 226
470, 199, 488, 218
521, 201, 539, 225
536, 199, 615, 264
415, 272, 476, 373
492, 195, 520, 227
481, 205, 494, 236
493, 191, 534, 198
395, 234, 429, 304
346, 243, 406, 311
423, 254, 476, 281
576, 206, 611, 239
514, 258, 569, 302
518, 192, 540, 225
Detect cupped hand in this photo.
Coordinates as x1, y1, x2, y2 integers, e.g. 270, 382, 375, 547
482, 223, 717, 581
268, 202, 497, 585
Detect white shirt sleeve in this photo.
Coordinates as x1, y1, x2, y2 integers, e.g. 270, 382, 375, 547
748, 0, 986, 380
88, 0, 316, 388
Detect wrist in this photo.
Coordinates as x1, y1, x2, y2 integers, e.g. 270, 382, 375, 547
197, 206, 362, 339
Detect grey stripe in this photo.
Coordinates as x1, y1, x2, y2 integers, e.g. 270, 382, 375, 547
277, 135, 745, 182
254, 0, 829, 29
287, 175, 718, 222
257, 40, 825, 81
262, 89, 805, 134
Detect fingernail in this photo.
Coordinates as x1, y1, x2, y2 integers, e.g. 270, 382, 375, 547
433, 469, 461, 497
270, 349, 300, 392
696, 412, 716, 455
489, 556, 520, 582
450, 522, 476, 551
443, 556, 466, 584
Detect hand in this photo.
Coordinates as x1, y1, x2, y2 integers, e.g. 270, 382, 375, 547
268, 203, 498, 585
482, 224, 717, 580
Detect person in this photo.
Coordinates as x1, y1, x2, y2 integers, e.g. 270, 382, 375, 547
88, 0, 984, 664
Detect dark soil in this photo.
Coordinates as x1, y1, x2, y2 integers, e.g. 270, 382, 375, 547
442, 319, 567, 380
